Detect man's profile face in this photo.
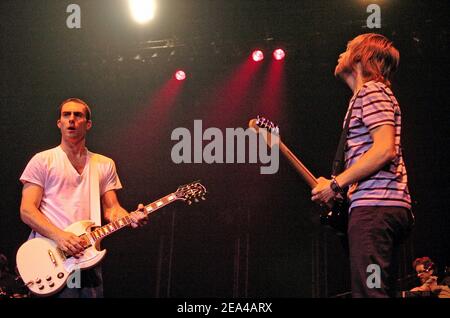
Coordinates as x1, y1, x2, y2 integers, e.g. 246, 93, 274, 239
334, 41, 354, 78
57, 101, 92, 141
416, 264, 433, 284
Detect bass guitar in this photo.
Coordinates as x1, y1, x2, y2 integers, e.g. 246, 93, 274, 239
249, 116, 348, 235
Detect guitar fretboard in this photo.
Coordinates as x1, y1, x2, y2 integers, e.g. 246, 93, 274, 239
88, 193, 178, 242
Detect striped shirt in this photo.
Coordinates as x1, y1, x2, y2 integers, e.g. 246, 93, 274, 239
343, 80, 412, 211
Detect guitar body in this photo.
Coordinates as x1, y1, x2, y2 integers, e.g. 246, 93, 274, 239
320, 198, 349, 236
16, 220, 106, 297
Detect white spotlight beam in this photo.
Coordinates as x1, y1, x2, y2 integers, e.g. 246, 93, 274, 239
129, 0, 156, 24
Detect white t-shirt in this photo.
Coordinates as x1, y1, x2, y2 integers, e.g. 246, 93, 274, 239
20, 146, 122, 236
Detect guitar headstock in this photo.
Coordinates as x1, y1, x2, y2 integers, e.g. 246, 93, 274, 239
248, 116, 280, 135
175, 181, 207, 205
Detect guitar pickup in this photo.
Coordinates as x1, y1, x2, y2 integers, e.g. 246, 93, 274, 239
48, 250, 58, 266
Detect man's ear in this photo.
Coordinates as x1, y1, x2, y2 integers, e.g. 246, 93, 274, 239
86, 120, 92, 130
57, 119, 61, 129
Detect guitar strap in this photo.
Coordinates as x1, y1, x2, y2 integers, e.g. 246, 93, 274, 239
331, 96, 358, 177
89, 154, 102, 226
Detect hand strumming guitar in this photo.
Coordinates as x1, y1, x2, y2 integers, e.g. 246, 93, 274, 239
52, 230, 85, 257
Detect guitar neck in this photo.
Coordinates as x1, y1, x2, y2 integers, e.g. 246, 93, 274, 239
279, 141, 318, 188
88, 193, 179, 242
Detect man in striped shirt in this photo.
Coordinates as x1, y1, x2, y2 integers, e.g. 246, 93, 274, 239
311, 33, 414, 297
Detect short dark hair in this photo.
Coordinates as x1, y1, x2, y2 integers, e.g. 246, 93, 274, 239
58, 98, 92, 121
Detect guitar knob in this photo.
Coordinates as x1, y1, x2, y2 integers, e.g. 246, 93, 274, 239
46, 276, 52, 281
38, 285, 45, 290
49, 282, 55, 288
57, 272, 65, 279
35, 278, 41, 284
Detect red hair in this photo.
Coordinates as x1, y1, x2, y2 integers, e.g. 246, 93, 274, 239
347, 33, 400, 86
412, 256, 435, 270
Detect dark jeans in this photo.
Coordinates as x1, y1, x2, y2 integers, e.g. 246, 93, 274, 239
53, 266, 103, 298
348, 206, 414, 298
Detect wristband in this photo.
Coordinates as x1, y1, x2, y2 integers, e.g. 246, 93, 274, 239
330, 176, 344, 194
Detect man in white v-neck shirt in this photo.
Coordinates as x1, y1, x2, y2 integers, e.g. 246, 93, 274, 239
19, 98, 148, 297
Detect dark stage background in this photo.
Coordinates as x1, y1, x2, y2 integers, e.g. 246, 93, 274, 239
1, 0, 449, 297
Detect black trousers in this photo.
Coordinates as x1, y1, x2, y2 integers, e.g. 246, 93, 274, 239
348, 206, 414, 298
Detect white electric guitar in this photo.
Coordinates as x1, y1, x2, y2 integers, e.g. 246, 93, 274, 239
16, 181, 206, 297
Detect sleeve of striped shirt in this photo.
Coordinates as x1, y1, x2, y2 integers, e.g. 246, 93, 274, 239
360, 84, 395, 131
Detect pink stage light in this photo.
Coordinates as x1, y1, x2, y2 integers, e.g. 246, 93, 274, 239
273, 49, 285, 61
252, 50, 264, 62
175, 70, 186, 81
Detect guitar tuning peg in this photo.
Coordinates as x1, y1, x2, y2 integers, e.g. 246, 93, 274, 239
187, 200, 192, 205
194, 198, 199, 203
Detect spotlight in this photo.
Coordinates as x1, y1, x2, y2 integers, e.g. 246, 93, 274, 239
273, 49, 285, 61
129, 0, 156, 24
252, 50, 264, 62
175, 70, 186, 81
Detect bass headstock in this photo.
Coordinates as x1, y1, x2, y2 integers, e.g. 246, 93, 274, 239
248, 116, 280, 135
